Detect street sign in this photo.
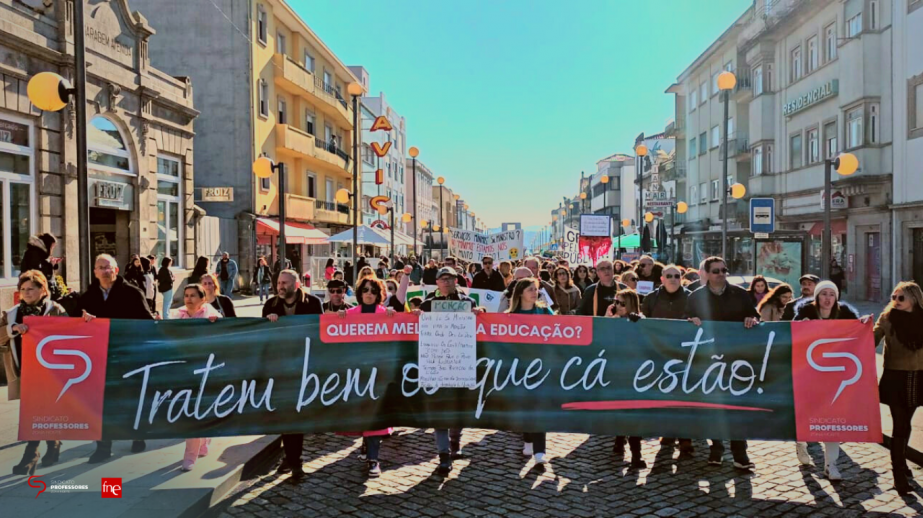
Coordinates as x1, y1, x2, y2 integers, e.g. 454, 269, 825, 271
200, 187, 234, 202
750, 198, 775, 234
754, 232, 769, 239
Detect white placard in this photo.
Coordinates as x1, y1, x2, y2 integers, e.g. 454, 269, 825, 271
419, 312, 477, 388
580, 214, 611, 237
637, 281, 655, 296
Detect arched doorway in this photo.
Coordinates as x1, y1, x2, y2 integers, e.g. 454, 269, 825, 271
87, 116, 135, 267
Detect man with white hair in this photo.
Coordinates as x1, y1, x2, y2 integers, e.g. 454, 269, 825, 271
498, 266, 533, 312
80, 254, 155, 463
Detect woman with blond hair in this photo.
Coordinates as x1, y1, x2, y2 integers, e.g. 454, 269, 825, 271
606, 288, 647, 469
2, 271, 68, 474
200, 273, 236, 317
506, 277, 553, 465
173, 284, 222, 470
876, 281, 923, 495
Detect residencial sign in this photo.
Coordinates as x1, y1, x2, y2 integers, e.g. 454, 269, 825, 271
783, 80, 838, 117
90, 178, 132, 211
200, 187, 234, 202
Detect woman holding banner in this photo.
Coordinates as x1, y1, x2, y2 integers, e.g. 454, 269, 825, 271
507, 277, 553, 465
793, 281, 867, 481
174, 283, 222, 471
338, 277, 395, 478
606, 289, 647, 469
201, 273, 237, 318
875, 281, 923, 495
756, 284, 793, 322
2, 270, 68, 475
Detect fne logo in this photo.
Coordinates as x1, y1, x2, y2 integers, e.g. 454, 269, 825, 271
101, 478, 122, 498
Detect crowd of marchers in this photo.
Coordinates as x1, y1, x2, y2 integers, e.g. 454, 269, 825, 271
2, 234, 922, 496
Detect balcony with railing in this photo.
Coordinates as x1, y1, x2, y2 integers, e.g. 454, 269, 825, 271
275, 124, 352, 176
285, 193, 317, 222
272, 53, 354, 128
719, 133, 751, 161
732, 68, 753, 103
665, 117, 686, 138
314, 135, 352, 171
315, 199, 350, 225
739, 0, 804, 47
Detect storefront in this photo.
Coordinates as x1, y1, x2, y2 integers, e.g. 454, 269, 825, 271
0, 0, 198, 307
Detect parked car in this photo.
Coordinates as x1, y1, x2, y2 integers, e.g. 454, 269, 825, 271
727, 275, 784, 290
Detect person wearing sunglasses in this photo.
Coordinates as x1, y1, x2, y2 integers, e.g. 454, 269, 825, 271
323, 279, 354, 313
472, 256, 506, 292
604, 289, 647, 469
577, 260, 627, 316
875, 281, 923, 495
685, 256, 759, 472
634, 255, 662, 288
792, 280, 870, 482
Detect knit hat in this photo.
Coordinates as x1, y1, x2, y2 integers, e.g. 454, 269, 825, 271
813, 280, 839, 301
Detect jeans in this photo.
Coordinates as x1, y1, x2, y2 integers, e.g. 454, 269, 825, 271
710, 439, 749, 461
523, 432, 546, 454
220, 278, 235, 296
363, 436, 382, 461
258, 283, 270, 301
161, 288, 174, 319
434, 429, 463, 454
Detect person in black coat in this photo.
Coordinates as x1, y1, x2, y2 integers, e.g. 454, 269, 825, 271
577, 260, 626, 316
80, 254, 154, 463
422, 260, 439, 285
781, 274, 820, 321
263, 270, 323, 481
471, 256, 506, 291
684, 257, 759, 472
21, 233, 60, 299
641, 265, 690, 320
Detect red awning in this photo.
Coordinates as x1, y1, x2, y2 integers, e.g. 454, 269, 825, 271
808, 219, 847, 236
256, 217, 329, 245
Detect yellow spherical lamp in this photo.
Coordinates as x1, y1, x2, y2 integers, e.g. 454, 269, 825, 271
252, 156, 274, 178
433, 224, 441, 232
676, 201, 688, 214
621, 219, 631, 227
335, 188, 351, 204
635, 144, 648, 157
347, 82, 363, 97
718, 71, 737, 91
601, 175, 610, 184
408, 146, 419, 158
730, 183, 747, 199
437, 176, 445, 185
580, 192, 587, 200
402, 212, 412, 223
644, 212, 655, 223
27, 72, 72, 112
835, 153, 858, 176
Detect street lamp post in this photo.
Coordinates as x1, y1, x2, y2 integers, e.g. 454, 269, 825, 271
822, 153, 859, 278
636, 144, 648, 234
409, 146, 419, 258
436, 176, 445, 257
348, 82, 363, 282
717, 70, 737, 260
254, 157, 286, 268
671, 201, 689, 263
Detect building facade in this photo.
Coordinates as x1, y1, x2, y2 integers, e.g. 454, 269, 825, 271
0, 0, 197, 306
405, 156, 433, 247
135, 0, 359, 282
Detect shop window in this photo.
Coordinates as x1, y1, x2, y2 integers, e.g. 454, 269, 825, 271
156, 156, 182, 267
0, 116, 33, 281
88, 117, 131, 174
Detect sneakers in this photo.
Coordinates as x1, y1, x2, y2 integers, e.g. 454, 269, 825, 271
523, 442, 534, 456
825, 464, 842, 481
707, 450, 723, 466
733, 458, 755, 471
358, 443, 368, 461
181, 458, 196, 471
796, 443, 812, 466
534, 453, 547, 465
367, 460, 381, 478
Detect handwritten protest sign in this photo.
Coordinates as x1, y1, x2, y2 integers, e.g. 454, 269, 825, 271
448, 228, 524, 262
418, 312, 477, 388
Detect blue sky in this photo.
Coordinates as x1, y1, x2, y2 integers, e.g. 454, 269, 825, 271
291, 0, 751, 229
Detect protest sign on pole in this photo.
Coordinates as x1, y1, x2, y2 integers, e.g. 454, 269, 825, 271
449, 228, 524, 262
20, 316, 881, 443
418, 311, 478, 389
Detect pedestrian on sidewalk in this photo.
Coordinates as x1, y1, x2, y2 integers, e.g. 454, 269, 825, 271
80, 254, 155, 463
173, 283, 222, 471
337, 277, 396, 478
875, 281, 923, 496
606, 288, 647, 470
685, 256, 759, 472
140, 256, 156, 313
263, 270, 323, 482
157, 257, 175, 319
2, 270, 67, 474
793, 280, 869, 481
189, 256, 210, 285
748, 275, 769, 307
215, 252, 238, 297
201, 273, 237, 317
253, 256, 273, 303
507, 277, 553, 465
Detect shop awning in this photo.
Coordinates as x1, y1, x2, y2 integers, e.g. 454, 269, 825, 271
327, 225, 392, 246
612, 233, 658, 249
256, 217, 329, 245
808, 219, 847, 236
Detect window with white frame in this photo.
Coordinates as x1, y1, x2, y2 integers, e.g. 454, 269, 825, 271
807, 36, 818, 73
753, 146, 763, 176
790, 133, 803, 169
257, 5, 267, 44
88, 116, 131, 175
699, 182, 708, 203
753, 65, 764, 95
724, 61, 733, 73
791, 46, 802, 83
847, 107, 863, 148
277, 98, 286, 124
258, 79, 268, 117
689, 137, 696, 158
276, 32, 286, 55
728, 117, 735, 137
766, 62, 774, 91
699, 132, 707, 154
325, 177, 334, 203
304, 49, 315, 72
306, 172, 317, 198
690, 88, 698, 110
0, 116, 34, 281
870, 1, 879, 30
915, 81, 923, 132
847, 13, 862, 38
700, 82, 707, 104
690, 184, 698, 205
156, 156, 182, 267
304, 109, 315, 135
766, 144, 774, 173
807, 128, 820, 163
711, 125, 719, 148
711, 179, 720, 201
712, 71, 720, 96
824, 121, 838, 158
870, 103, 879, 143
825, 23, 837, 63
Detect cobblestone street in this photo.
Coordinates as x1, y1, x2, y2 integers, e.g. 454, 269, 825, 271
217, 428, 923, 517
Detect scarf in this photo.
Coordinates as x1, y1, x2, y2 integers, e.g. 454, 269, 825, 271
890, 307, 923, 351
